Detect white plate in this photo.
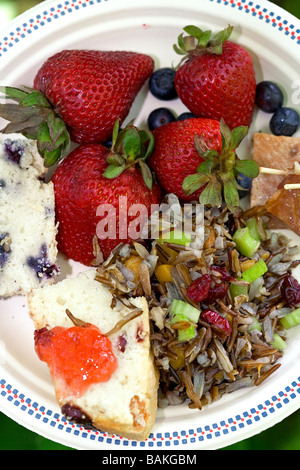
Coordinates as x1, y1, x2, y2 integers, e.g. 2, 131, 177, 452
0, 0, 300, 451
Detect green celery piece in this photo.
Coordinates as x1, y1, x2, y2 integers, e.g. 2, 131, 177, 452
280, 308, 300, 330
169, 299, 200, 323
229, 278, 249, 299
246, 217, 262, 242
157, 229, 191, 247
242, 259, 268, 283
169, 312, 197, 342
271, 333, 287, 350
248, 317, 262, 332
169, 313, 188, 324
178, 325, 197, 342
232, 226, 260, 257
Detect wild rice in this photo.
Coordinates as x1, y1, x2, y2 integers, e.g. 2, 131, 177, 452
94, 196, 300, 411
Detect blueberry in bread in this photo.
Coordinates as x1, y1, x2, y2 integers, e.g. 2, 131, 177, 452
27, 269, 159, 441
0, 134, 58, 297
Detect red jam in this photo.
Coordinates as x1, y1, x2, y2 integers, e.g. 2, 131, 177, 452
34, 324, 118, 397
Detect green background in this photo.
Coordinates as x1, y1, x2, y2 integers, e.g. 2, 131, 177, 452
0, 0, 299, 451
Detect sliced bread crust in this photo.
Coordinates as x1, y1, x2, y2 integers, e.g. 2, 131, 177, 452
27, 269, 159, 441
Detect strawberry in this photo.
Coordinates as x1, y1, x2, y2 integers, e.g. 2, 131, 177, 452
149, 117, 259, 212
173, 25, 256, 129
0, 49, 154, 166
52, 121, 161, 265
33, 50, 154, 143
148, 117, 222, 202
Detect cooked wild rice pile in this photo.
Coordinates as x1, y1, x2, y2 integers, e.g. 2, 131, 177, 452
94, 196, 300, 411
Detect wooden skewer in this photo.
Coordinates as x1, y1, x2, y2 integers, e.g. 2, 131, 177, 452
259, 164, 300, 189
284, 183, 300, 190
259, 165, 300, 176
259, 167, 288, 175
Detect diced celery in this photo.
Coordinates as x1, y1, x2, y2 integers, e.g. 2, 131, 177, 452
230, 279, 249, 299
178, 325, 197, 342
157, 229, 191, 247
248, 317, 262, 332
169, 313, 188, 325
271, 333, 287, 350
280, 308, 300, 330
246, 217, 262, 242
232, 226, 260, 258
242, 259, 268, 283
169, 299, 200, 323
169, 312, 197, 342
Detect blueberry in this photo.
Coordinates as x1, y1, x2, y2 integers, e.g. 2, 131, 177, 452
270, 107, 300, 136
27, 244, 59, 279
255, 81, 284, 113
236, 172, 252, 199
147, 107, 176, 130
149, 68, 177, 100
0, 179, 6, 189
0, 233, 11, 268
177, 112, 197, 121
4, 139, 25, 165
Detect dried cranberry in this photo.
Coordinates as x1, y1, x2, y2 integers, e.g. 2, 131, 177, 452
201, 309, 232, 337
281, 275, 300, 306
117, 334, 127, 352
205, 282, 229, 303
186, 274, 212, 303
210, 265, 235, 282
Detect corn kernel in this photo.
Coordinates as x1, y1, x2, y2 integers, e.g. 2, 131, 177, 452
125, 255, 142, 283
155, 264, 173, 284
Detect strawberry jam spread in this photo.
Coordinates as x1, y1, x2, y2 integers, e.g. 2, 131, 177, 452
34, 324, 117, 397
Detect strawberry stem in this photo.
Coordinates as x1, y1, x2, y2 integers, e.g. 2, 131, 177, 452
173, 24, 233, 68
102, 119, 155, 190
182, 118, 259, 212
0, 86, 70, 167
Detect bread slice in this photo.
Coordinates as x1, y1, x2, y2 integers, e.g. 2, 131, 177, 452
0, 133, 58, 297
250, 133, 300, 207
27, 269, 159, 441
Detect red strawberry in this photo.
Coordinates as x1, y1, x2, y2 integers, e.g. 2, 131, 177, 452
149, 117, 259, 212
173, 25, 256, 129
52, 121, 161, 265
33, 49, 154, 144
149, 117, 222, 201
0, 49, 154, 167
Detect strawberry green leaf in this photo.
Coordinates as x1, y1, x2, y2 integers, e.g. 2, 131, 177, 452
174, 24, 233, 62
220, 118, 232, 152
223, 180, 240, 212
111, 119, 120, 149
103, 164, 126, 179
235, 160, 259, 178
123, 127, 141, 161
21, 91, 51, 108
106, 154, 125, 166
139, 160, 153, 190
0, 86, 29, 103
199, 179, 222, 207
230, 125, 248, 150
183, 25, 203, 39
43, 147, 63, 168
198, 30, 212, 47
1, 113, 45, 135
37, 117, 70, 167
47, 112, 67, 143
209, 24, 233, 48
197, 160, 213, 175
139, 129, 155, 161
0, 85, 70, 166
182, 173, 210, 195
